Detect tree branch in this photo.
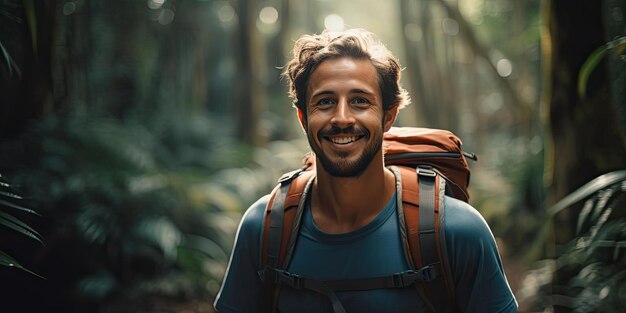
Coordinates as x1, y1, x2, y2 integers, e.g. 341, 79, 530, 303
434, 0, 530, 124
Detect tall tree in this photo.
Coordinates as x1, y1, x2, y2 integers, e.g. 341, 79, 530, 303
542, 0, 626, 245
233, 0, 265, 146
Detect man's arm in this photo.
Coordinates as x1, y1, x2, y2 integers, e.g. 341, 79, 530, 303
214, 195, 269, 313
444, 197, 518, 313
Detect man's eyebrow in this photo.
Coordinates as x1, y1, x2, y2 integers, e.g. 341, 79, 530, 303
311, 90, 336, 98
349, 88, 374, 95
311, 89, 374, 98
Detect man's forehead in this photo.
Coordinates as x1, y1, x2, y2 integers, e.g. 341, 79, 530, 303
307, 57, 380, 96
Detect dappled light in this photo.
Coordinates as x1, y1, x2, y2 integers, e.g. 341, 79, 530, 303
259, 6, 279, 25
257, 6, 280, 34
324, 14, 345, 32
216, 4, 235, 24
148, 0, 166, 10
497, 58, 513, 77
0, 0, 624, 312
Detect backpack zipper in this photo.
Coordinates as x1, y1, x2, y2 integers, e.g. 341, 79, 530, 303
386, 151, 477, 161
385, 152, 460, 160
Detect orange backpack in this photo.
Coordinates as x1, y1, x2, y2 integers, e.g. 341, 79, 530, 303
257, 127, 475, 313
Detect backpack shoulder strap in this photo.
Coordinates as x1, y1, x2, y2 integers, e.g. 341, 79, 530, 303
393, 165, 456, 313
261, 168, 315, 269
258, 168, 315, 312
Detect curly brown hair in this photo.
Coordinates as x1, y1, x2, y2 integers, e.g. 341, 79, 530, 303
282, 29, 410, 119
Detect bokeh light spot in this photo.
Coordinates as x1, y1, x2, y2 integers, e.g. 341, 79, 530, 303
158, 8, 175, 25
217, 4, 235, 23
259, 6, 278, 25
148, 0, 165, 10
482, 92, 504, 114
324, 14, 344, 32
404, 23, 423, 42
63, 2, 76, 15
496, 59, 513, 77
442, 18, 459, 36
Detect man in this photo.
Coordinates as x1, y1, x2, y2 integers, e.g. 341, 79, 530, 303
214, 29, 517, 312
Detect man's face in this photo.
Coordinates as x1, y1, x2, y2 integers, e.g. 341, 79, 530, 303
303, 57, 395, 177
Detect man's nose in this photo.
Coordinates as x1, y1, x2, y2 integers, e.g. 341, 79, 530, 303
330, 99, 355, 127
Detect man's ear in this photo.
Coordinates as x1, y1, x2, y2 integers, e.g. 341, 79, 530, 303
297, 107, 307, 131
383, 105, 399, 132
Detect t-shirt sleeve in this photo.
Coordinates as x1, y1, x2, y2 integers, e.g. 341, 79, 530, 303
213, 195, 269, 313
443, 197, 518, 313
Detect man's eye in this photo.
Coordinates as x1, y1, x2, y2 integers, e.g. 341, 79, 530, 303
319, 99, 334, 106
353, 97, 369, 105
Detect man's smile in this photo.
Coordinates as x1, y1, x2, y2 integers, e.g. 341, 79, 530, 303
325, 135, 364, 145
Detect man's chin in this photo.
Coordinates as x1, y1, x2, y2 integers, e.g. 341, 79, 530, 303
319, 159, 367, 178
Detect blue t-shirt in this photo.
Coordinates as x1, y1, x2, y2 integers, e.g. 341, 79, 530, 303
214, 193, 517, 312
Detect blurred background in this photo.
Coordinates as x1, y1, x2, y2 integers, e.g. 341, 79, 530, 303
0, 0, 624, 312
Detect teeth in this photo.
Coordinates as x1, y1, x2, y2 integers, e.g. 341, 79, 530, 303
330, 136, 357, 144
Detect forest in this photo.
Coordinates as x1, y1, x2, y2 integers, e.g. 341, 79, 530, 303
0, 0, 624, 312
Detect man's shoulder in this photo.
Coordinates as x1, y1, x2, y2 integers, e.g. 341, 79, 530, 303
442, 196, 494, 240
239, 194, 270, 229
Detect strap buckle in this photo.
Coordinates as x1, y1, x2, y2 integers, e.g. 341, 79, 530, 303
416, 165, 436, 178
275, 269, 304, 289
258, 267, 304, 289
278, 168, 304, 185
392, 264, 439, 287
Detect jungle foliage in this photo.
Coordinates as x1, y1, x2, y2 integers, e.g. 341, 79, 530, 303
0, 0, 624, 312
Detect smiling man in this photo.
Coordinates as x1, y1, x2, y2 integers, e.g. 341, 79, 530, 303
214, 29, 517, 313
306, 57, 389, 178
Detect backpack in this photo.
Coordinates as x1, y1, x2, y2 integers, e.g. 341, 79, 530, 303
257, 127, 476, 313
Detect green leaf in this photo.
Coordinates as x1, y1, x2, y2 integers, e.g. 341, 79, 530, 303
0, 250, 19, 267
0, 211, 43, 243
576, 199, 595, 235
0, 198, 40, 215
578, 46, 607, 98
526, 170, 626, 262
0, 250, 45, 279
135, 217, 181, 261
0, 190, 23, 200
578, 36, 626, 98
546, 170, 626, 217
0, 41, 15, 76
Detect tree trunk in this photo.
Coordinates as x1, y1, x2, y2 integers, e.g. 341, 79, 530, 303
543, 0, 626, 245
234, 0, 263, 146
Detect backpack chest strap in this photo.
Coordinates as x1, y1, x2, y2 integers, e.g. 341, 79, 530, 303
258, 264, 440, 313
259, 265, 439, 291
259, 267, 347, 313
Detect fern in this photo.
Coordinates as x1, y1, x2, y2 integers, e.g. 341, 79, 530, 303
0, 108, 308, 311
0, 174, 43, 278
520, 174, 626, 312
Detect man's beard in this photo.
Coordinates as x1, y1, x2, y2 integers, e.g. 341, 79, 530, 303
307, 125, 383, 177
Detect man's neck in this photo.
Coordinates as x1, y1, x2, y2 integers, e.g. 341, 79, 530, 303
310, 155, 396, 234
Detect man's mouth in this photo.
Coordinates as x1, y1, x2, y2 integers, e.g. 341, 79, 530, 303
326, 135, 364, 145
319, 126, 368, 146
